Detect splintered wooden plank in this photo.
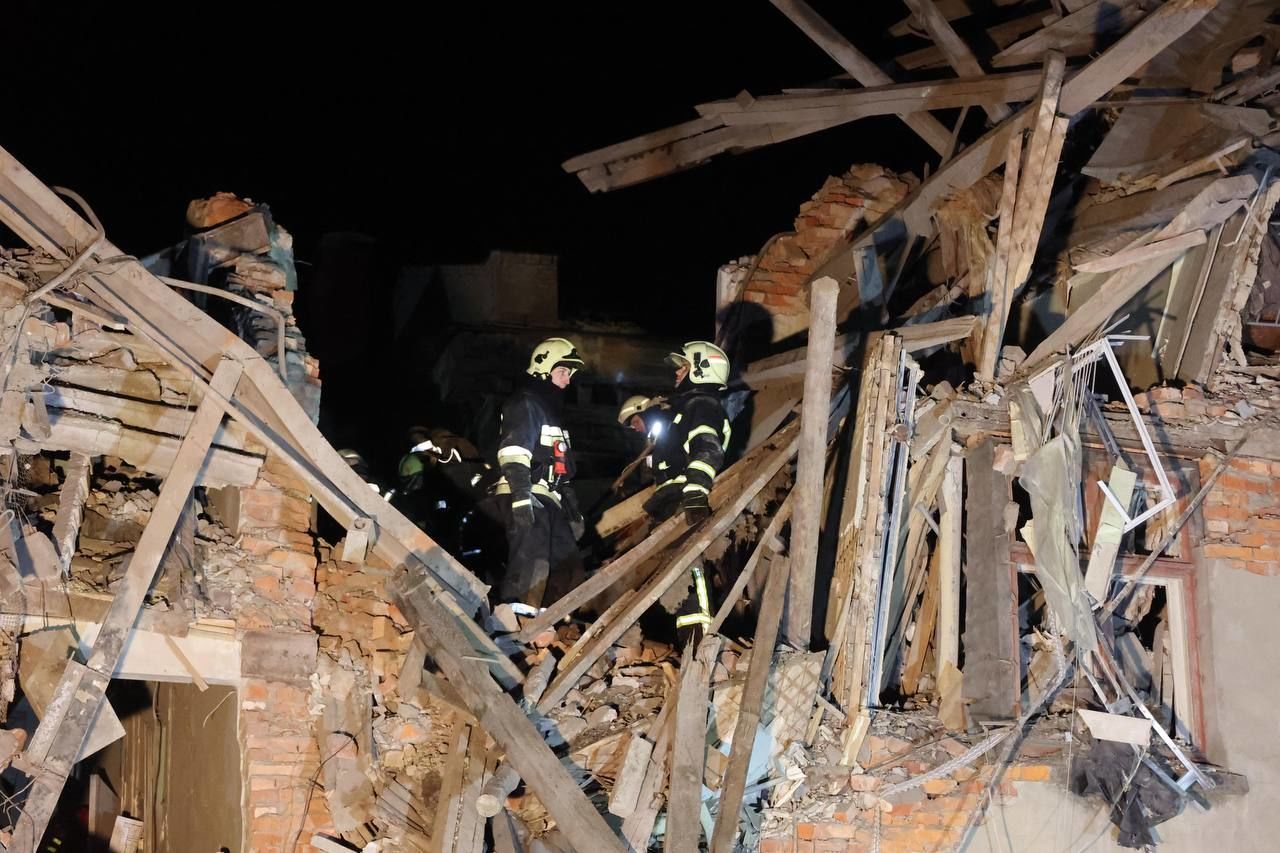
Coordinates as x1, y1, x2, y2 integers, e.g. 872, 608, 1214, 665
768, 0, 953, 154
389, 571, 628, 853
1072, 229, 1208, 274
900, 548, 941, 696
666, 637, 722, 852
694, 72, 1042, 125
432, 726, 472, 852
51, 451, 91, 573
961, 439, 1019, 720
709, 554, 792, 853
12, 358, 243, 851
993, 0, 1147, 68
902, 0, 1012, 122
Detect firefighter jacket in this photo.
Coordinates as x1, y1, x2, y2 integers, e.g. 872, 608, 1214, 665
495, 378, 576, 508
652, 388, 731, 499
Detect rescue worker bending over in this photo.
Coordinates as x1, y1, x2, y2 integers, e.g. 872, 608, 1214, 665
494, 337, 587, 606
612, 395, 669, 495
642, 341, 732, 638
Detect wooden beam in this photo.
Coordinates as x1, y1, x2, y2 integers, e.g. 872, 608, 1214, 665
13, 358, 243, 852
709, 551, 791, 852
44, 383, 254, 451
896, 10, 1050, 71
768, 0, 953, 155
961, 438, 1019, 720
389, 570, 627, 853
1072, 229, 1208, 274
784, 277, 838, 649
536, 433, 799, 714
992, 0, 1147, 68
903, 0, 1012, 122
900, 547, 941, 696
694, 72, 1041, 125
665, 636, 721, 852
38, 407, 261, 487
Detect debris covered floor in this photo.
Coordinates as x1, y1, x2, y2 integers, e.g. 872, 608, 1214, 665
1, 0, 1280, 851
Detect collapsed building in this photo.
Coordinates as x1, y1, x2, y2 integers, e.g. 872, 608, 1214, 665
0, 0, 1278, 852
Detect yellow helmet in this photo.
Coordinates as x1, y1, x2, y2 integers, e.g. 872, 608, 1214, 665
527, 337, 585, 379
618, 395, 654, 425
667, 340, 730, 389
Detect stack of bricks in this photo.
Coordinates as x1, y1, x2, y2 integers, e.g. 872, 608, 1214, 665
1199, 454, 1280, 576
760, 731, 1057, 853
234, 450, 319, 630
313, 546, 415, 705
733, 164, 914, 341
242, 677, 334, 852
227, 251, 323, 423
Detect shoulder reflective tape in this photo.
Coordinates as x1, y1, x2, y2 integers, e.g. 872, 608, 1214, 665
672, 413, 683, 425
539, 425, 566, 446
657, 460, 670, 470
497, 446, 533, 466
722, 419, 732, 450
687, 460, 717, 480
511, 498, 533, 508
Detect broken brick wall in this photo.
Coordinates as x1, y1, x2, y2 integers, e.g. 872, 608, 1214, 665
726, 164, 914, 345
1198, 453, 1280, 576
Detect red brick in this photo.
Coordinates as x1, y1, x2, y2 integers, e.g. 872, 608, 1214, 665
253, 575, 282, 597
1239, 459, 1272, 476
1008, 764, 1052, 782
798, 823, 816, 841
1202, 544, 1254, 561
1220, 473, 1267, 493
811, 824, 864, 840
814, 841, 848, 853
923, 778, 958, 796
1251, 546, 1280, 562
760, 838, 793, 853
1244, 561, 1274, 576
796, 841, 815, 853
1204, 505, 1249, 521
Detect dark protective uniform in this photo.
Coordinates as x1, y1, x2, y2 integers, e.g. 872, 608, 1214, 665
642, 385, 731, 633
495, 377, 584, 606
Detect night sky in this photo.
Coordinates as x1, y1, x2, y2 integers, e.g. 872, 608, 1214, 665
6, 1, 939, 339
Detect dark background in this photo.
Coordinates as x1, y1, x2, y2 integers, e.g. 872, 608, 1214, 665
5, 1, 936, 338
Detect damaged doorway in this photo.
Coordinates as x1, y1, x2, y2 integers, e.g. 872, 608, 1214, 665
22, 677, 242, 852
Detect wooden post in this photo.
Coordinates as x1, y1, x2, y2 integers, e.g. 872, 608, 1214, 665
936, 452, 963, 680
902, 0, 1011, 122
710, 554, 792, 852
961, 439, 1019, 719
13, 358, 243, 853
784, 276, 839, 649
665, 636, 722, 852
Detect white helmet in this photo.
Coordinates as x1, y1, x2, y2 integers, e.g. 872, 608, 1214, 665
618, 395, 654, 426
527, 337, 585, 379
667, 340, 730, 389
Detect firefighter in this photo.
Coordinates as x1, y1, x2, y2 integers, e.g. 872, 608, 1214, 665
611, 395, 669, 495
642, 341, 732, 639
494, 337, 587, 606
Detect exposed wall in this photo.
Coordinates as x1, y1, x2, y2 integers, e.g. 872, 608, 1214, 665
729, 165, 913, 347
